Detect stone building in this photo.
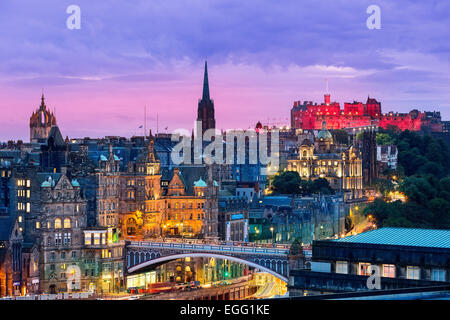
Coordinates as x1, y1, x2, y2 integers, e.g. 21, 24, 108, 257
29, 95, 57, 143
287, 122, 363, 198
37, 173, 91, 293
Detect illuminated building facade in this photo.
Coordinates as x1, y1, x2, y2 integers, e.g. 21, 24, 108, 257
287, 122, 363, 197
118, 134, 219, 240
291, 93, 442, 132
38, 173, 91, 293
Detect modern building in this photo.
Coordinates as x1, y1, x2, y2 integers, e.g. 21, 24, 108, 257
289, 227, 450, 296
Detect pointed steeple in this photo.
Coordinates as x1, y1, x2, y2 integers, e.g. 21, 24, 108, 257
40, 93, 46, 110
202, 61, 210, 101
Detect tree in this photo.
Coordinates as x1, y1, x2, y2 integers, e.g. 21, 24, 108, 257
376, 133, 395, 146
345, 216, 354, 233
272, 171, 302, 194
373, 178, 394, 197
332, 129, 349, 145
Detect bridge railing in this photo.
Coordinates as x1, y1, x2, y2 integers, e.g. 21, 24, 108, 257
128, 241, 289, 256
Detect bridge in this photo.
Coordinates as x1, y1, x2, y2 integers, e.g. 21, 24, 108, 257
126, 241, 290, 282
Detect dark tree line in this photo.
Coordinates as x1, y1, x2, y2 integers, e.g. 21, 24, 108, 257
365, 128, 450, 229
271, 171, 333, 195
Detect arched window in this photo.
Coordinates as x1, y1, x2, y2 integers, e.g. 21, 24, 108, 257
55, 218, 62, 229
303, 150, 307, 158
64, 218, 71, 229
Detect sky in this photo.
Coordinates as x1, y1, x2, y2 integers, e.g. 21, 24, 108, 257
0, 0, 449, 141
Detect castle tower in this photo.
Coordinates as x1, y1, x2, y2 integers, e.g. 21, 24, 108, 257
324, 78, 331, 106
30, 94, 57, 143
197, 61, 216, 135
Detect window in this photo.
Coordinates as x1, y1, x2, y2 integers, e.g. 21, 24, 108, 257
61, 252, 66, 259
335, 261, 348, 274
407, 266, 420, 280
64, 233, 72, 246
36, 222, 40, 229
358, 262, 371, 276
84, 233, 91, 245
431, 268, 446, 282
26, 203, 30, 213
72, 251, 76, 258
94, 233, 100, 245
382, 264, 395, 278
55, 218, 62, 229
55, 233, 62, 246
64, 218, 71, 229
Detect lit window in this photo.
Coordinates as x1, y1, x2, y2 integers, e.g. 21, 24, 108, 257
358, 262, 371, 276
36, 222, 40, 229
55, 218, 62, 229
406, 266, 420, 280
94, 233, 100, 245
85, 233, 91, 245
382, 264, 395, 278
18, 216, 23, 223
335, 261, 348, 274
64, 218, 71, 229
26, 203, 30, 213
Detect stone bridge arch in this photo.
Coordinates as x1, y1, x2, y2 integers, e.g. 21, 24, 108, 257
127, 252, 288, 283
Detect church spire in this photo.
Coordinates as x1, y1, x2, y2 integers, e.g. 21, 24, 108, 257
40, 93, 46, 110
202, 61, 210, 101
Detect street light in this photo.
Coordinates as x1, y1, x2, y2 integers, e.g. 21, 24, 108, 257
270, 226, 274, 243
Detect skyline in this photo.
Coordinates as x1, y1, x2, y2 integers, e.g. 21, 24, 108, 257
1, 0, 449, 141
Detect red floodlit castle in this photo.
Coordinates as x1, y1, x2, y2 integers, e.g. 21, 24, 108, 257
291, 92, 442, 132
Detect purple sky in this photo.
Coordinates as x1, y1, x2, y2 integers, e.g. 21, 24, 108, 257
0, 0, 449, 141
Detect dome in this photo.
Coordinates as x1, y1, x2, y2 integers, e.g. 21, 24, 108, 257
41, 181, 51, 187
317, 129, 332, 140
194, 178, 207, 187
301, 139, 313, 146
71, 179, 80, 187
317, 121, 333, 140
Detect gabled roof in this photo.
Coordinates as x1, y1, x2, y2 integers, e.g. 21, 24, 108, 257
46, 126, 66, 148
335, 227, 450, 249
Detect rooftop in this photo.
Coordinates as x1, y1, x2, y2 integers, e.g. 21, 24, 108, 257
335, 227, 450, 249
